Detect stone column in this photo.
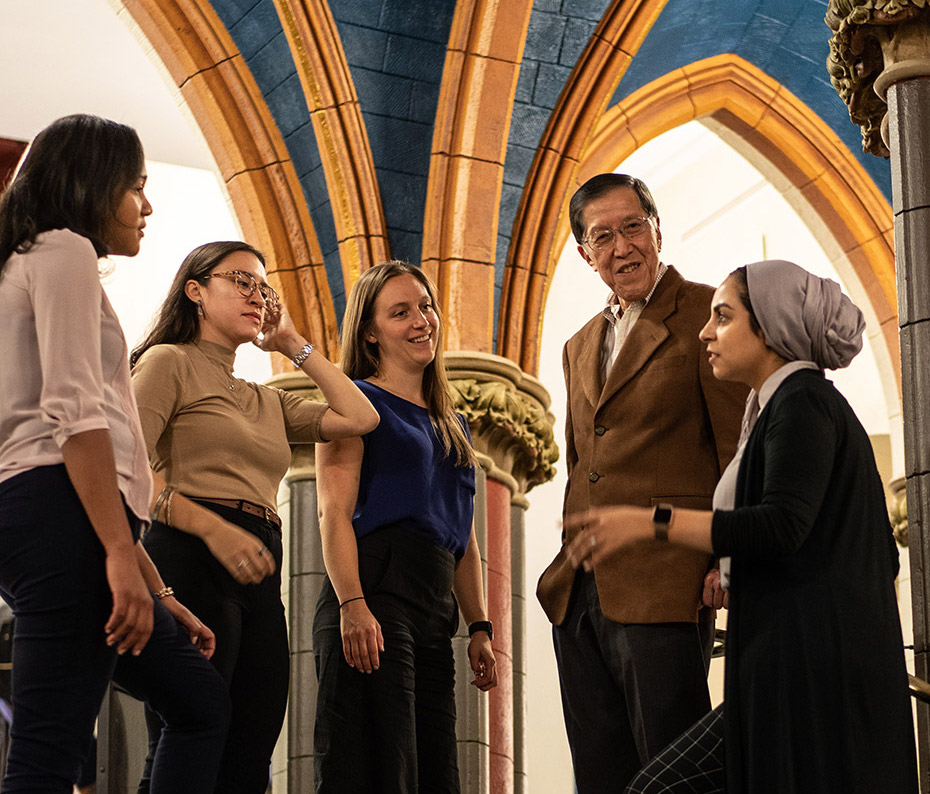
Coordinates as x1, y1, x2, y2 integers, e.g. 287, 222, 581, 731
509, 496, 529, 794
269, 354, 556, 794
827, 5, 930, 783
877, 22, 930, 789
886, 65, 930, 787
266, 372, 322, 793
446, 352, 557, 794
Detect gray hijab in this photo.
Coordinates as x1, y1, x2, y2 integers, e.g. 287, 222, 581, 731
745, 259, 865, 370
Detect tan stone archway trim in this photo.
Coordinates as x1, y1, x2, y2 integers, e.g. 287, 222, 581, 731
121, 0, 338, 366
576, 54, 899, 395
273, 0, 390, 291
497, 0, 668, 372
421, 0, 535, 354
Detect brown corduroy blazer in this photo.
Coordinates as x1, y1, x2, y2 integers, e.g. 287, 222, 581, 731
537, 267, 747, 626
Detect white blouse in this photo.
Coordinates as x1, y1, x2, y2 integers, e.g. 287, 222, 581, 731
0, 229, 152, 522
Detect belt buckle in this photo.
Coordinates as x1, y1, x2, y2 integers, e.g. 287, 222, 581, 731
264, 506, 272, 523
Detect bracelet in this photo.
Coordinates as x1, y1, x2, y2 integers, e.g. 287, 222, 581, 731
154, 586, 174, 600
164, 488, 175, 527
339, 595, 365, 609
291, 342, 314, 367
150, 486, 172, 524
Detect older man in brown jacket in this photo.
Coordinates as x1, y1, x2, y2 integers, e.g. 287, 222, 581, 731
537, 173, 746, 793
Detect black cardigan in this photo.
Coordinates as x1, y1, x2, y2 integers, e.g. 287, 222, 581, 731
711, 369, 916, 794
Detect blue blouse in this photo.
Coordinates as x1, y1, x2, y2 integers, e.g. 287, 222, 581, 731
353, 380, 476, 558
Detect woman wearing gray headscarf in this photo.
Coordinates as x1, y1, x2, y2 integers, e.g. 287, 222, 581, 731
564, 260, 917, 793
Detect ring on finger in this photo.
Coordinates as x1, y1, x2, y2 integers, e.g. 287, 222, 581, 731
237, 559, 248, 569
257, 545, 268, 557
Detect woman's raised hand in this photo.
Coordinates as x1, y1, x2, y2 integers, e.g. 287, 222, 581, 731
201, 516, 276, 584
339, 598, 384, 674
253, 300, 302, 357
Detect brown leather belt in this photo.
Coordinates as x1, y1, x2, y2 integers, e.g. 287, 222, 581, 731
196, 497, 281, 529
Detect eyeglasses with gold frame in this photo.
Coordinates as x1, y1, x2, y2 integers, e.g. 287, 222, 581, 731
582, 216, 653, 251
204, 271, 279, 308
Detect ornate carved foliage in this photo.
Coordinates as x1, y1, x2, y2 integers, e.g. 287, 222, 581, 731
825, 0, 930, 157
890, 477, 909, 546
450, 377, 558, 494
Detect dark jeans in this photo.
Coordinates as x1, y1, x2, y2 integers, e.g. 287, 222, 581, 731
0, 465, 230, 794
141, 501, 288, 794
313, 526, 460, 794
553, 572, 711, 794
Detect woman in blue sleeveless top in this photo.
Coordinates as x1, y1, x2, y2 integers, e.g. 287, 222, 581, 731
313, 261, 497, 793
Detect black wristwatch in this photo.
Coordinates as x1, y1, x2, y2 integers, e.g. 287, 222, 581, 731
653, 503, 673, 543
468, 620, 493, 641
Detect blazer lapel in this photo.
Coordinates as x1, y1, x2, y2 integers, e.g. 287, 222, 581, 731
596, 267, 681, 411
576, 316, 609, 409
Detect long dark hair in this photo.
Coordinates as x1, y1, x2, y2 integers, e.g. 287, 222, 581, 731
342, 261, 476, 467
0, 114, 144, 271
131, 241, 265, 367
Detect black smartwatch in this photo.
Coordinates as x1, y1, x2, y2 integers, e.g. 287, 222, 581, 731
653, 503, 673, 542
468, 620, 493, 641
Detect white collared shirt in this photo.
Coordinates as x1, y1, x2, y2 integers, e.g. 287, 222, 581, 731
601, 262, 668, 381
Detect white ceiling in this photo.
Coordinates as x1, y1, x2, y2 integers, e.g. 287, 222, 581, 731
1, 0, 214, 169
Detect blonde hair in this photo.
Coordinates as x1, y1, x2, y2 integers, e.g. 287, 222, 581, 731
342, 261, 475, 467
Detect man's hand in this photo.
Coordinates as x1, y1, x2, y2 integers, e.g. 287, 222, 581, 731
702, 568, 729, 610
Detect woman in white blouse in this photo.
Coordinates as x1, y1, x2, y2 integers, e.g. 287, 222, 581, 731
0, 115, 230, 793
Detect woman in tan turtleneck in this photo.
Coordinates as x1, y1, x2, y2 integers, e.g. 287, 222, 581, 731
130, 241, 378, 794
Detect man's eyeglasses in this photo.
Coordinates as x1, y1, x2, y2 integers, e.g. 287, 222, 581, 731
582, 216, 653, 251
204, 271, 279, 308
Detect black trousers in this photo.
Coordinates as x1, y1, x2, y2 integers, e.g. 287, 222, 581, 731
313, 526, 460, 794
141, 501, 288, 794
553, 572, 712, 794
0, 465, 229, 794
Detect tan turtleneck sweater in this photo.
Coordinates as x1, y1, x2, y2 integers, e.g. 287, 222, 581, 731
131, 339, 327, 512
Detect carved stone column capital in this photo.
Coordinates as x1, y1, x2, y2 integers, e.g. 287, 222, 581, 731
826, 0, 930, 157
890, 476, 909, 547
445, 351, 558, 502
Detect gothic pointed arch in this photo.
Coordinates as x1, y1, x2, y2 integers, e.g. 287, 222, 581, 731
582, 55, 897, 397
272, 0, 390, 290
121, 0, 338, 362
421, 0, 535, 353
502, 52, 898, 407
497, 0, 667, 372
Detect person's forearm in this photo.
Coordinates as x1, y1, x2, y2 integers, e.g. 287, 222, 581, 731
134, 543, 167, 593
453, 529, 489, 625
565, 504, 715, 571
303, 352, 379, 437
667, 507, 715, 553
319, 515, 366, 604
149, 469, 228, 542
61, 429, 137, 553
282, 333, 379, 438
